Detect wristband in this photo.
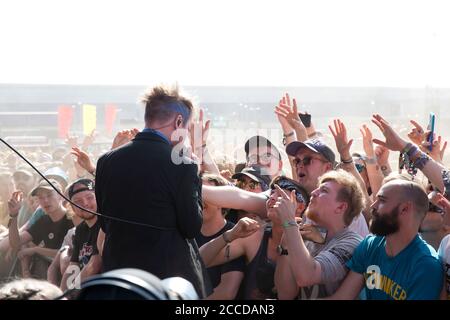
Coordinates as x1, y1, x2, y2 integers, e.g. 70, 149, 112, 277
283, 131, 295, 138
363, 156, 377, 165
402, 143, 414, 155
282, 220, 298, 228
341, 158, 354, 164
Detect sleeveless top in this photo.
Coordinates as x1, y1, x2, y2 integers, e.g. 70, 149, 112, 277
238, 225, 277, 300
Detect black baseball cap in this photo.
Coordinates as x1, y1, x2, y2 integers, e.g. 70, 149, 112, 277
232, 166, 271, 191
67, 178, 95, 200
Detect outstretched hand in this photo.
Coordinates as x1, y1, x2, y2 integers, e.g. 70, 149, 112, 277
189, 108, 210, 160
8, 191, 23, 217
329, 119, 353, 159
274, 93, 308, 141
360, 124, 375, 158
111, 128, 139, 150
407, 120, 426, 145
371, 114, 408, 152
273, 185, 297, 221
71, 147, 95, 174
374, 145, 390, 166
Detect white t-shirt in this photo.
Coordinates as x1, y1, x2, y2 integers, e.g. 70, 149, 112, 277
438, 234, 450, 300
348, 212, 369, 238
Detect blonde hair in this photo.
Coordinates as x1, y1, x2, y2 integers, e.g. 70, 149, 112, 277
319, 169, 365, 226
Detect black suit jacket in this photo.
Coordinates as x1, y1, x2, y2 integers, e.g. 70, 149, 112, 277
95, 131, 209, 298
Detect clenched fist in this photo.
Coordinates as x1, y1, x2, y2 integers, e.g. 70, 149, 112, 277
227, 217, 261, 242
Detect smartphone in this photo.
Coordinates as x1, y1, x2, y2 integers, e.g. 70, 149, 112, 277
299, 113, 311, 128
427, 112, 436, 151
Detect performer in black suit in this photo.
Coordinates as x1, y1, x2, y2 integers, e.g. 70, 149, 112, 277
95, 85, 209, 298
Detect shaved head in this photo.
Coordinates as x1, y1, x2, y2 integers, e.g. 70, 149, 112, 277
381, 180, 429, 219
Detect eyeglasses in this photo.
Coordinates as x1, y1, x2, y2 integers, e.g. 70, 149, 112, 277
247, 153, 277, 165
293, 156, 325, 167
236, 179, 261, 190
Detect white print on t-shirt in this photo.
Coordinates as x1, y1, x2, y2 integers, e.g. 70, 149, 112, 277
299, 284, 320, 300
365, 265, 407, 300
65, 265, 81, 290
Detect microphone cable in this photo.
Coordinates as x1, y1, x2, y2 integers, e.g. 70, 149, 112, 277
0, 137, 175, 230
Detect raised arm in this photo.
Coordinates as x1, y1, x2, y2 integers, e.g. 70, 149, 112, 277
273, 187, 323, 288
190, 109, 220, 176
275, 93, 308, 179
199, 217, 260, 267
202, 185, 268, 218
360, 124, 384, 197
174, 163, 203, 239
372, 114, 446, 192
275, 93, 308, 142
329, 119, 371, 217
7, 191, 32, 252
274, 252, 300, 300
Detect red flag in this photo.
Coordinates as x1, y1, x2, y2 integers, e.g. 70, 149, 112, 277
105, 104, 118, 135
57, 105, 74, 138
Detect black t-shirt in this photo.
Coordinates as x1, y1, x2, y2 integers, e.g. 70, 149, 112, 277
70, 220, 100, 269
27, 214, 74, 250
195, 221, 246, 289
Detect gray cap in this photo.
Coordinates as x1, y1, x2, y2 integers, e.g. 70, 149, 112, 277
30, 179, 62, 197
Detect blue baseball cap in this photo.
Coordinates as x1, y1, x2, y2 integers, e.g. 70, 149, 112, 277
286, 139, 336, 164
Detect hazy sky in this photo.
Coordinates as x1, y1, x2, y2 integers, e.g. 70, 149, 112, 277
1, 0, 449, 87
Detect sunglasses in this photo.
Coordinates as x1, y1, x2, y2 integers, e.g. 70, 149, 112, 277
236, 179, 261, 190
293, 156, 325, 167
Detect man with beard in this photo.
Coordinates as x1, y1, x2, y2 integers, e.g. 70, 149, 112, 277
328, 180, 443, 300
60, 179, 102, 291
274, 170, 364, 299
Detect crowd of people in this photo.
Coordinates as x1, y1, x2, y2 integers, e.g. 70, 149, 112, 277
0, 85, 448, 300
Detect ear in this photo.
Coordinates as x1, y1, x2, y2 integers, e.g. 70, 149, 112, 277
296, 202, 306, 217
336, 201, 349, 216
399, 202, 412, 216
175, 115, 183, 128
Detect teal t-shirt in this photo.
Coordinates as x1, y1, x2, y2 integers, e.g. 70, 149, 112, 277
347, 234, 443, 300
